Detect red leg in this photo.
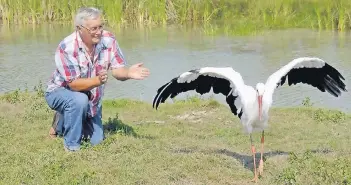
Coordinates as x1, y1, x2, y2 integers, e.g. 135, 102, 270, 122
258, 131, 264, 176
250, 134, 258, 183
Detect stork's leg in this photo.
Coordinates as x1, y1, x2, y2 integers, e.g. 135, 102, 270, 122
250, 134, 258, 183
258, 130, 264, 177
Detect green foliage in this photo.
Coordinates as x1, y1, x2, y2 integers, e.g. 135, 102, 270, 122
0, 89, 22, 104
301, 97, 346, 124
103, 98, 144, 109
302, 97, 313, 107
313, 108, 346, 124
104, 113, 137, 136
275, 150, 351, 185
1, 0, 351, 34
33, 80, 45, 97
0, 81, 44, 104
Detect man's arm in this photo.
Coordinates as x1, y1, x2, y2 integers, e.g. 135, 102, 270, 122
108, 35, 149, 81
112, 67, 130, 81
109, 37, 129, 81
68, 77, 102, 91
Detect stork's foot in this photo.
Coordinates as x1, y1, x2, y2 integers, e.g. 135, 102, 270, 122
250, 168, 258, 183
258, 159, 264, 177
250, 176, 258, 183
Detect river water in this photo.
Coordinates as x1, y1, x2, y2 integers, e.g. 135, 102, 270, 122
0, 23, 350, 112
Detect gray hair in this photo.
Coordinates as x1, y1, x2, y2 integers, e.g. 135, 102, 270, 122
74, 7, 102, 27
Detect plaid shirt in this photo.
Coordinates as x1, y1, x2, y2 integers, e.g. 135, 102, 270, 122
46, 30, 126, 117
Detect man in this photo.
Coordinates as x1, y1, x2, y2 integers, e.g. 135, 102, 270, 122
45, 7, 150, 151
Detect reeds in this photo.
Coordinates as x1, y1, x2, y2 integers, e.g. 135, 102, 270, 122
1, 0, 350, 32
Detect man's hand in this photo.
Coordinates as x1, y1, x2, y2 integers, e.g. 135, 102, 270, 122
68, 70, 108, 92
127, 63, 150, 80
112, 63, 150, 81
98, 69, 108, 84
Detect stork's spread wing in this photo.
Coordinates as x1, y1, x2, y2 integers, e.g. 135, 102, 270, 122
264, 57, 347, 98
152, 67, 248, 118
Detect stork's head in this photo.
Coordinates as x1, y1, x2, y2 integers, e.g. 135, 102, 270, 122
256, 83, 265, 96
255, 83, 265, 121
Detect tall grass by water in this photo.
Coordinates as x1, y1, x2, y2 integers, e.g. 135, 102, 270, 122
1, 0, 351, 34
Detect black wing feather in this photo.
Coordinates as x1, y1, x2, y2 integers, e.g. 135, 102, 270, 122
152, 70, 243, 118
279, 63, 347, 97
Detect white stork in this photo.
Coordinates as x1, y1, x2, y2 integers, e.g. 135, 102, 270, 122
152, 57, 347, 182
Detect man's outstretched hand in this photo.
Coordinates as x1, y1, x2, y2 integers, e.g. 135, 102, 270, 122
127, 63, 150, 80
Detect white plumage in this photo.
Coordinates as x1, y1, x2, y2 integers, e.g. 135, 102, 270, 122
152, 57, 347, 182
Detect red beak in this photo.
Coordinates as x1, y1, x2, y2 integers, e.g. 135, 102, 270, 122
258, 95, 262, 121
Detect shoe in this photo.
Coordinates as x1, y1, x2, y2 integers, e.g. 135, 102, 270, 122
64, 145, 80, 152
49, 111, 60, 138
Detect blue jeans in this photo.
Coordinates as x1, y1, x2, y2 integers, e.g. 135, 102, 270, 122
45, 87, 104, 151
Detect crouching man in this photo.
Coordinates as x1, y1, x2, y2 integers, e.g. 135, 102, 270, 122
45, 7, 150, 151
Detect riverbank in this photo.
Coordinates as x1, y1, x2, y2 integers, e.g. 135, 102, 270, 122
0, 90, 350, 184
1, 0, 351, 35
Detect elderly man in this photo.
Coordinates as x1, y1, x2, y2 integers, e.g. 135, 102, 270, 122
45, 7, 150, 151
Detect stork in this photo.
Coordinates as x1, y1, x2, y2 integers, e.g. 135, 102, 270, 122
152, 57, 347, 182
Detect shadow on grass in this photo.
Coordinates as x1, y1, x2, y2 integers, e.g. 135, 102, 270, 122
102, 113, 155, 140
103, 114, 137, 137
217, 148, 332, 173
217, 149, 289, 172
172, 147, 332, 173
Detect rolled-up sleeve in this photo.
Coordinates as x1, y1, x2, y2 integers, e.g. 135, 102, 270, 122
55, 46, 80, 83
110, 39, 126, 69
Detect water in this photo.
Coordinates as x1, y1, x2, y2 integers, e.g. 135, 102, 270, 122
0, 23, 350, 113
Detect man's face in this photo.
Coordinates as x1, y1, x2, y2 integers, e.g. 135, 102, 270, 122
79, 16, 104, 45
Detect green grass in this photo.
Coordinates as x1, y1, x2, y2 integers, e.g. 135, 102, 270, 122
0, 88, 350, 184
1, 0, 351, 35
